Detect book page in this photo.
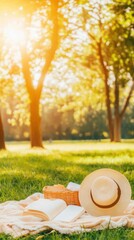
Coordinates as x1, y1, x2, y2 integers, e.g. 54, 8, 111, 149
24, 198, 67, 220
67, 182, 80, 191
53, 205, 85, 222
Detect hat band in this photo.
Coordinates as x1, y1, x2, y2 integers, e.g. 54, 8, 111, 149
90, 180, 121, 209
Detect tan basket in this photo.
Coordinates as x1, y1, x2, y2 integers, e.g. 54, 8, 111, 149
43, 184, 80, 206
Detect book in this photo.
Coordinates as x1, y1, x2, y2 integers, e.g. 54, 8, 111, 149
53, 205, 85, 222
24, 198, 85, 222
66, 182, 80, 191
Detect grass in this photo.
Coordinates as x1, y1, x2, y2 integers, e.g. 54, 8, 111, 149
0, 140, 134, 240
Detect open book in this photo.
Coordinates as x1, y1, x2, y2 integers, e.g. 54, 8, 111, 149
24, 198, 85, 222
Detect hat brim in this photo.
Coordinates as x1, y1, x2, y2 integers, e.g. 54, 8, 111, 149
79, 168, 131, 216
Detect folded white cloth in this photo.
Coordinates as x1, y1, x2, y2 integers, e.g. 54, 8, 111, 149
0, 193, 134, 238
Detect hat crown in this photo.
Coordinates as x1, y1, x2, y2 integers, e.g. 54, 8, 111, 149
79, 168, 131, 216
91, 176, 118, 206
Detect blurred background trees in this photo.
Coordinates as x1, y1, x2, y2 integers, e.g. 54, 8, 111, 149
0, 0, 133, 149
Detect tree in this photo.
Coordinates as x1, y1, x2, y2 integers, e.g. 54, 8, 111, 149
19, 0, 59, 147
0, 0, 60, 148
79, 0, 134, 141
0, 0, 43, 149
0, 55, 6, 150
109, 0, 134, 141
0, 110, 5, 149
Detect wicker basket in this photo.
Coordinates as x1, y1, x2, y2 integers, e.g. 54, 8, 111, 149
43, 184, 80, 206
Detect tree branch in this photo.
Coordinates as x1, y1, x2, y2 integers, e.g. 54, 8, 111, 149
20, 46, 33, 97
97, 39, 109, 80
36, 0, 59, 99
120, 81, 134, 119
97, 38, 114, 141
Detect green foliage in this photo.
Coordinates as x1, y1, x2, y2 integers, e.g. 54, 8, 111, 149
2, 104, 134, 140
77, 0, 88, 4
0, 0, 133, 143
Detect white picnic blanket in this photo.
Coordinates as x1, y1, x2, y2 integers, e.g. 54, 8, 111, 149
0, 192, 134, 238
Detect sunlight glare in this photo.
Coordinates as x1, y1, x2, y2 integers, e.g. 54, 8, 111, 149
33, 73, 41, 88
4, 22, 26, 45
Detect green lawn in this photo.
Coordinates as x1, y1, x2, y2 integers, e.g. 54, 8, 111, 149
0, 141, 134, 240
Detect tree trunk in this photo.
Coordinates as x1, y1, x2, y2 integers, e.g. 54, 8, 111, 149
113, 115, 121, 142
104, 79, 114, 142
30, 97, 43, 148
113, 75, 121, 142
20, 1, 59, 148
0, 111, 6, 150
97, 40, 114, 141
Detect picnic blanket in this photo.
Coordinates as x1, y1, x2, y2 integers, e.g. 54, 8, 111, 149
0, 193, 134, 238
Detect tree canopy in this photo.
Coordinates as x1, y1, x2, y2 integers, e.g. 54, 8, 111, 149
0, 0, 133, 149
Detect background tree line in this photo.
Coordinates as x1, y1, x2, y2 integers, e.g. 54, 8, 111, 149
0, 0, 134, 149
2, 104, 134, 141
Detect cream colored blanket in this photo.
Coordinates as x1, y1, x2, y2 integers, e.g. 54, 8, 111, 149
0, 193, 134, 238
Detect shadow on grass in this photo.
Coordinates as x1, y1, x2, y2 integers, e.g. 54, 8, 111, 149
0, 150, 134, 239
0, 150, 134, 200
0, 160, 134, 201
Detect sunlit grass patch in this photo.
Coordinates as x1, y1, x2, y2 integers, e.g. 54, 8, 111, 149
6, 140, 134, 152
0, 141, 134, 239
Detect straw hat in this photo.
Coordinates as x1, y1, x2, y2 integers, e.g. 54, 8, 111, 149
79, 168, 131, 216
